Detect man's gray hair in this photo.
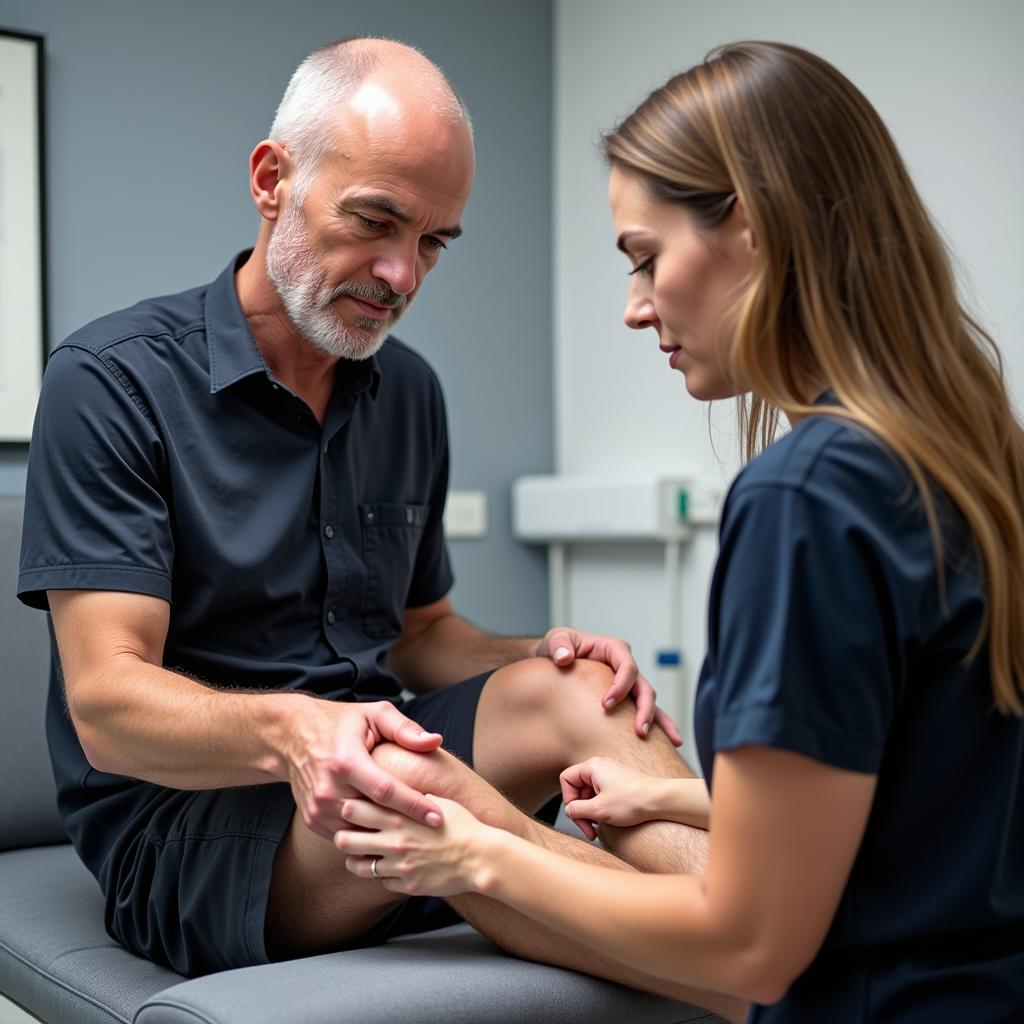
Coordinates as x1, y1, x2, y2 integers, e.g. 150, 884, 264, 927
269, 37, 471, 203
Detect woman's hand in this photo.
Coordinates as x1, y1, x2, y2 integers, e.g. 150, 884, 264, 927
336, 795, 496, 897
560, 757, 665, 839
561, 757, 711, 838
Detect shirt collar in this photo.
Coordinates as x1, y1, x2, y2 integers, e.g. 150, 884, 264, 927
204, 250, 382, 399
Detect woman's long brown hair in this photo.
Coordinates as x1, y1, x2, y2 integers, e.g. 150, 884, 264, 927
605, 41, 1024, 714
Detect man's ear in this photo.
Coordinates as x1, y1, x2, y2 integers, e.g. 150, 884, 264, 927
249, 140, 294, 222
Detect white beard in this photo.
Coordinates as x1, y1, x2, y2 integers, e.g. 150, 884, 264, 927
264, 200, 405, 361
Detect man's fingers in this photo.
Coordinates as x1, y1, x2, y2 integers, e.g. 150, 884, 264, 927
546, 629, 576, 665
307, 820, 339, 842
631, 677, 657, 737
346, 755, 444, 827
601, 660, 639, 710
654, 706, 684, 746
371, 702, 443, 751
329, 707, 443, 826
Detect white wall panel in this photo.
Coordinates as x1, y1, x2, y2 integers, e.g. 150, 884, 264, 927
554, 0, 1024, 758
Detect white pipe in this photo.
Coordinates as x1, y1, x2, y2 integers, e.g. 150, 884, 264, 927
656, 537, 687, 731
663, 538, 682, 654
549, 542, 568, 627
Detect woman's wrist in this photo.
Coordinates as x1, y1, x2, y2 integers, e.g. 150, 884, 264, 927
642, 776, 675, 821
471, 825, 525, 897
666, 777, 710, 829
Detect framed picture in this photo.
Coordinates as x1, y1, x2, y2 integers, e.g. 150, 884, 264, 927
0, 28, 46, 442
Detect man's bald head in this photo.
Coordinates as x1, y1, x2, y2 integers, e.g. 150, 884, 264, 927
269, 37, 472, 202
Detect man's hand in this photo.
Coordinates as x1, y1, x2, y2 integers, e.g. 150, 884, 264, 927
285, 700, 445, 842
536, 627, 683, 745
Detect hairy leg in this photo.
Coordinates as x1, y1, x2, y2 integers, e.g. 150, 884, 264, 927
268, 661, 742, 1019
265, 810, 401, 959
473, 657, 709, 873
374, 743, 745, 1024
263, 714, 632, 964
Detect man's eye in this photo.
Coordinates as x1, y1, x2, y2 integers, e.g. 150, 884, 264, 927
422, 236, 447, 252
628, 258, 653, 277
359, 215, 386, 230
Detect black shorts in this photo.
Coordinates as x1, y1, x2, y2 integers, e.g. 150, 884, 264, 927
104, 670, 558, 977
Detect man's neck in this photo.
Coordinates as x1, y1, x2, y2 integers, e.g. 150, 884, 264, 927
235, 245, 338, 424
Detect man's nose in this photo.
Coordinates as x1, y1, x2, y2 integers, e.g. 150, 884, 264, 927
371, 244, 419, 297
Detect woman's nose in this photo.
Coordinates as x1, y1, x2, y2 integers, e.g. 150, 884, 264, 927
624, 290, 658, 331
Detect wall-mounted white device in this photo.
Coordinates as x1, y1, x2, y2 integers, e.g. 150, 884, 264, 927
512, 474, 725, 729
512, 475, 721, 543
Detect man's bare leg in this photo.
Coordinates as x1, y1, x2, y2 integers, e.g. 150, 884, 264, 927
471, 658, 709, 873
264, 659, 647, 960
372, 743, 745, 1024
267, 660, 745, 1021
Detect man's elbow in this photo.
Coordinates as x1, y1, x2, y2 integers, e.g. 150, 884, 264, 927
65, 676, 127, 776
73, 720, 122, 775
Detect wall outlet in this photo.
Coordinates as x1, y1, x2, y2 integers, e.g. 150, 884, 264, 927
445, 490, 488, 539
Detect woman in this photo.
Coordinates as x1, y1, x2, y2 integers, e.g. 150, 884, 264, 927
335, 42, 1024, 1020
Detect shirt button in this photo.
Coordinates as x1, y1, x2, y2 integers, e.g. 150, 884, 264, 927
326, 609, 336, 625
324, 525, 334, 539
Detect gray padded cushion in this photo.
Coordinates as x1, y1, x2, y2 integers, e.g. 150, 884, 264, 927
1, 846, 723, 1024
137, 924, 722, 1024
0, 495, 65, 850
0, 845, 182, 1024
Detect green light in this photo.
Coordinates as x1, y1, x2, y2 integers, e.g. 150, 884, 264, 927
677, 489, 689, 520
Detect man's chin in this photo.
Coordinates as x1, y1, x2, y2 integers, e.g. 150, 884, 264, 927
305, 326, 387, 362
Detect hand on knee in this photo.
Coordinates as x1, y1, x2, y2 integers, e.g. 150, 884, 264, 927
491, 657, 615, 718
370, 742, 462, 799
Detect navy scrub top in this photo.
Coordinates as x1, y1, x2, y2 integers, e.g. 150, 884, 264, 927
694, 407, 1024, 1021
17, 252, 454, 869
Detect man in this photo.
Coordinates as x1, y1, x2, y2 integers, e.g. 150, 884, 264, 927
18, 37, 740, 1021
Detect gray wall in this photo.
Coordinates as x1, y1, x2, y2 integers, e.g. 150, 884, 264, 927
0, 0, 553, 634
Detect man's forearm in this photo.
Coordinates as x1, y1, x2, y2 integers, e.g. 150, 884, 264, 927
388, 613, 539, 692
71, 659, 309, 790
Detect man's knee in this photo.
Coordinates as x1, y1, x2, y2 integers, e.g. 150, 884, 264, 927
488, 657, 616, 721
370, 742, 468, 799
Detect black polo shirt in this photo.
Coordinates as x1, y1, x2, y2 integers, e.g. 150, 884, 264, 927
19, 251, 453, 824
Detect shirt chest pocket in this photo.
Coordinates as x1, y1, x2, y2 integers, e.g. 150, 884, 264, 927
360, 502, 429, 639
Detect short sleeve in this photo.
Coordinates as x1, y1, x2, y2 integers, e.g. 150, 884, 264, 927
18, 344, 174, 609
404, 374, 453, 609
707, 481, 901, 774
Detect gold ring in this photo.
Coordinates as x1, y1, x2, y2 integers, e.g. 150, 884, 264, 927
370, 856, 380, 880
